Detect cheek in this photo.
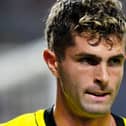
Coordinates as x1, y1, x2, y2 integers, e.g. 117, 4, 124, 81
109, 67, 124, 89
66, 63, 93, 77
63, 66, 94, 90
58, 61, 95, 93
76, 66, 95, 84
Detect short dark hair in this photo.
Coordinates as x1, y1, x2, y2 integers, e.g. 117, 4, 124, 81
45, 0, 126, 60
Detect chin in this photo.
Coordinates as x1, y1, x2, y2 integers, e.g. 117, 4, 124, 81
80, 104, 112, 118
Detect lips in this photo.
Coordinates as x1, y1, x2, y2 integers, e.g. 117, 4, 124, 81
85, 90, 111, 97
85, 90, 111, 102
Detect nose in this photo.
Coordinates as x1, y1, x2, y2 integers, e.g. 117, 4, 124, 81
94, 63, 109, 88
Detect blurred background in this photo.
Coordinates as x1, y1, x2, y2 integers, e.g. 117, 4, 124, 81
0, 0, 126, 122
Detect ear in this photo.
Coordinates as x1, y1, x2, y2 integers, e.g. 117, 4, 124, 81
43, 49, 59, 77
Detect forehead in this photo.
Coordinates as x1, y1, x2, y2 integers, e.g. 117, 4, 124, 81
66, 32, 125, 58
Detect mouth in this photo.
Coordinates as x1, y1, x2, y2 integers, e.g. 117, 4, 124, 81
86, 91, 111, 97
85, 90, 111, 102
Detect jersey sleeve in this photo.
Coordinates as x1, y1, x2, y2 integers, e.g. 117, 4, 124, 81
0, 113, 37, 126
123, 117, 126, 126
0, 109, 46, 126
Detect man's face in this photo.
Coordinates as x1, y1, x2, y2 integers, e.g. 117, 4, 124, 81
57, 33, 125, 118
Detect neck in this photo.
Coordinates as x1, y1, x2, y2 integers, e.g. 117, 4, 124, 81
53, 82, 116, 126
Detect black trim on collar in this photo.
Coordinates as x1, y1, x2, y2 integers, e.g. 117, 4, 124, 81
44, 107, 125, 126
112, 113, 125, 126
44, 107, 56, 126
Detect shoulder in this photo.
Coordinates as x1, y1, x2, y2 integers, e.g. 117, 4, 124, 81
0, 109, 45, 126
112, 113, 126, 126
123, 117, 126, 126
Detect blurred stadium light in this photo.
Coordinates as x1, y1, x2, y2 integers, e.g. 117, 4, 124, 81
0, 38, 56, 122
0, 39, 46, 90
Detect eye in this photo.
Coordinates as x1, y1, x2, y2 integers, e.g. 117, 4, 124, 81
108, 58, 122, 66
78, 57, 100, 65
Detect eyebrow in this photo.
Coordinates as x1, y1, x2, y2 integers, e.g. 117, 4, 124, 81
75, 53, 101, 61
75, 53, 125, 60
109, 54, 125, 60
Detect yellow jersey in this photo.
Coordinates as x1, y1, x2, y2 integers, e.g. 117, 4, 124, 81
0, 109, 45, 126
0, 108, 126, 126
